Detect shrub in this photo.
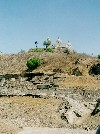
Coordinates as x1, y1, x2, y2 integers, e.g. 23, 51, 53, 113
46, 48, 54, 52
89, 63, 100, 75
26, 57, 41, 70
28, 48, 34, 52
97, 54, 100, 59
28, 48, 44, 52
33, 48, 44, 52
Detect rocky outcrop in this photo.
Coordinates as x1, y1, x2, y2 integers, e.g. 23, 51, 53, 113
58, 96, 100, 126
71, 67, 82, 76
91, 99, 100, 116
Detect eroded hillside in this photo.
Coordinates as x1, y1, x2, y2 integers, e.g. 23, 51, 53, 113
0, 50, 100, 89
0, 50, 99, 75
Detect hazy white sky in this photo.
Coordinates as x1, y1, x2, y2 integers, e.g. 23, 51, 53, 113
0, 0, 100, 55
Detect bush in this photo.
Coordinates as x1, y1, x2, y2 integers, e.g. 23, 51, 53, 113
28, 48, 34, 52
26, 57, 41, 70
33, 48, 44, 52
97, 54, 100, 59
46, 48, 54, 52
89, 63, 100, 75
28, 48, 44, 52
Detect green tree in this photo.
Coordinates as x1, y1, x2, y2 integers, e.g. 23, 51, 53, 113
97, 54, 100, 59
89, 63, 100, 75
43, 39, 51, 48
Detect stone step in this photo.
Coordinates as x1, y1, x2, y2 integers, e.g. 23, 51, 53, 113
17, 127, 96, 134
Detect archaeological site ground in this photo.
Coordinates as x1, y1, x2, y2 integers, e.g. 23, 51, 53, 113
0, 48, 100, 134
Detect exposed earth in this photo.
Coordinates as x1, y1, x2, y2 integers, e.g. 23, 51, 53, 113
0, 49, 100, 134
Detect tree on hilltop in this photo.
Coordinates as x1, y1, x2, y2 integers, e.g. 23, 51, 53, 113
43, 37, 51, 48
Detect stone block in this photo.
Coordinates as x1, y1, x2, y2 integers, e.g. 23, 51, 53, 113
37, 84, 50, 89
10, 78, 15, 81
61, 97, 92, 125
0, 78, 5, 86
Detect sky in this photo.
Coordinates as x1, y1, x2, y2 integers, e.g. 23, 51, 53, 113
0, 0, 100, 55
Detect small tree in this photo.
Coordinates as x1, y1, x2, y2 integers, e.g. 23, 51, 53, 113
97, 54, 100, 59
26, 57, 41, 70
43, 40, 51, 48
89, 63, 100, 75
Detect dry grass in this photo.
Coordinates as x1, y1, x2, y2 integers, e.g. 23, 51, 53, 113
0, 51, 99, 75
57, 75, 100, 89
1, 51, 100, 89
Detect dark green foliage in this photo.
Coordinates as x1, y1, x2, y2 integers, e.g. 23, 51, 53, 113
89, 63, 100, 75
33, 48, 44, 52
26, 57, 41, 70
97, 54, 100, 59
46, 48, 54, 52
29, 48, 44, 52
43, 40, 51, 48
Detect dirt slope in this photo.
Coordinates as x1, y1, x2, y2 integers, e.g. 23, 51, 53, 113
0, 50, 100, 88
0, 50, 98, 75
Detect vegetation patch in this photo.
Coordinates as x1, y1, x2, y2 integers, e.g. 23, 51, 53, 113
89, 63, 100, 75
43, 39, 51, 48
46, 48, 54, 52
26, 57, 41, 70
97, 54, 100, 59
29, 48, 44, 52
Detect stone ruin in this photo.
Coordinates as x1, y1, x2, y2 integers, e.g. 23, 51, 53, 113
0, 72, 100, 127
